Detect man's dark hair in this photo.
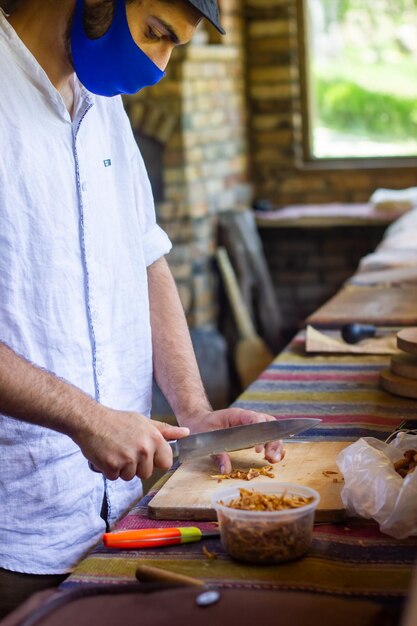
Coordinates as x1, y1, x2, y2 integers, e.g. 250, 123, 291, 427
0, 1, 137, 31
62, 0, 137, 56
0, 1, 22, 11
80, 0, 137, 39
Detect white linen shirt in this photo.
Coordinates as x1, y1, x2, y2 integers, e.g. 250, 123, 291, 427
0, 12, 171, 574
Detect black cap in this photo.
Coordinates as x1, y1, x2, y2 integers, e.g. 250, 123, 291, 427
186, 0, 226, 34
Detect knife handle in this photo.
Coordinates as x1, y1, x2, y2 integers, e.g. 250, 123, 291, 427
103, 527, 203, 549
169, 440, 179, 459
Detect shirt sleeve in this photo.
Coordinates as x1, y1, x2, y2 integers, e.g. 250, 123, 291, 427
143, 222, 172, 267
132, 142, 172, 267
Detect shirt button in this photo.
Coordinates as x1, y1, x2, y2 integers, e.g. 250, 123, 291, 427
81, 182, 87, 192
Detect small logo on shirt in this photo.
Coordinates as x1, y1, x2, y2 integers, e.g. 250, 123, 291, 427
103, 159, 112, 167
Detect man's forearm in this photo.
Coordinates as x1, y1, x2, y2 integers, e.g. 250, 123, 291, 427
0, 341, 100, 438
148, 257, 212, 425
148, 257, 285, 472
0, 340, 191, 480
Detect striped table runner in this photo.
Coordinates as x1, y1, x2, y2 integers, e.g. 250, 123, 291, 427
234, 333, 415, 440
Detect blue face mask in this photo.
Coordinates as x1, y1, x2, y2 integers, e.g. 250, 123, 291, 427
71, 0, 165, 97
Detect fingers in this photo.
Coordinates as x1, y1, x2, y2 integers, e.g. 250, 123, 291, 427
93, 429, 177, 482
103, 467, 120, 481
153, 438, 174, 472
228, 412, 283, 464
264, 440, 285, 463
96, 456, 134, 482
120, 422, 189, 479
253, 440, 285, 461
119, 461, 137, 482
211, 452, 232, 475
134, 427, 175, 478
135, 449, 155, 480
235, 412, 275, 426
118, 439, 173, 482
153, 422, 190, 440
107, 442, 171, 482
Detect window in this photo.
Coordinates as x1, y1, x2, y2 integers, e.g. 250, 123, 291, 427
300, 0, 417, 160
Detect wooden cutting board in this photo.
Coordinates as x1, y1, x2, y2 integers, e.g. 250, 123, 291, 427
148, 442, 351, 523
306, 285, 417, 328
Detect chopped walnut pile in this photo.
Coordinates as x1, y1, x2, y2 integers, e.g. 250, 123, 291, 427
211, 465, 275, 482
216, 488, 315, 564
222, 487, 313, 512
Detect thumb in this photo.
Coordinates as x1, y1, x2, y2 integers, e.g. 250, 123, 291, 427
153, 421, 190, 440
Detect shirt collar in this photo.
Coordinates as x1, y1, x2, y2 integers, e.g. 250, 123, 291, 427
0, 9, 93, 120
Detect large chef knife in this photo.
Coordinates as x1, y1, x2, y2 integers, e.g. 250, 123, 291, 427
169, 417, 321, 463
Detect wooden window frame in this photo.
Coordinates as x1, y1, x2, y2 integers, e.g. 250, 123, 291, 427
295, 0, 417, 171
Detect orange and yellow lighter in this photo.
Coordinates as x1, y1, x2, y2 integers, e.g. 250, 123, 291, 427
103, 527, 219, 549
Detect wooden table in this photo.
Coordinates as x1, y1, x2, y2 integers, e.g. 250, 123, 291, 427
306, 284, 417, 328
63, 336, 417, 612
254, 203, 403, 229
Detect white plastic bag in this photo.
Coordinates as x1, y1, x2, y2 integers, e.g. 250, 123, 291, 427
337, 433, 417, 538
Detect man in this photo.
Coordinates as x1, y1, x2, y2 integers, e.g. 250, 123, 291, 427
0, 0, 283, 617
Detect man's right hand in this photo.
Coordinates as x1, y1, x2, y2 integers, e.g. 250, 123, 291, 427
0, 341, 189, 482
73, 408, 190, 481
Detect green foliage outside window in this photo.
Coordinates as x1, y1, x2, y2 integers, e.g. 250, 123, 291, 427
316, 78, 417, 141
308, 0, 417, 157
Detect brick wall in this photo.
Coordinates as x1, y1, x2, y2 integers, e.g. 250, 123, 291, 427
124, 1, 249, 327
259, 224, 387, 333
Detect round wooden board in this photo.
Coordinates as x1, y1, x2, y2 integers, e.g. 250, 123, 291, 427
380, 367, 417, 399
397, 328, 417, 355
391, 353, 417, 381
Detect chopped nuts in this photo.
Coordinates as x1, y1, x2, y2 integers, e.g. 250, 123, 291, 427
222, 488, 313, 512
216, 488, 315, 564
202, 546, 217, 560
211, 465, 275, 482
394, 450, 417, 478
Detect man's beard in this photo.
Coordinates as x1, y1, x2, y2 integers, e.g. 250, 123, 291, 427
64, 0, 116, 68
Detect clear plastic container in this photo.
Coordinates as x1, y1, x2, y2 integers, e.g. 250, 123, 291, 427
211, 482, 320, 564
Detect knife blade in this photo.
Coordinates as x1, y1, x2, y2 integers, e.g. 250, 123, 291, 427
169, 418, 321, 463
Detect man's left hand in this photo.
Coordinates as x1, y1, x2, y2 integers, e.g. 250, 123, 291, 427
180, 408, 285, 474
